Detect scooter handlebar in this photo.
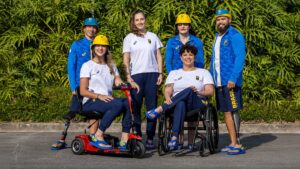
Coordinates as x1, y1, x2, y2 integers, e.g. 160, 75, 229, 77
113, 83, 132, 91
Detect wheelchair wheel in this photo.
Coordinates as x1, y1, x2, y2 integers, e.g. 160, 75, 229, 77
211, 105, 219, 149
206, 104, 219, 154
71, 138, 85, 155
158, 114, 170, 156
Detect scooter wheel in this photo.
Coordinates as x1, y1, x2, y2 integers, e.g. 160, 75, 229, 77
131, 141, 145, 158
71, 138, 85, 155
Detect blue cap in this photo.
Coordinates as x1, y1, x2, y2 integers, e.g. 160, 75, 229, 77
83, 18, 98, 28
215, 9, 231, 19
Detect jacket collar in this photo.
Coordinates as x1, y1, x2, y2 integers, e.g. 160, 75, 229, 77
174, 34, 197, 43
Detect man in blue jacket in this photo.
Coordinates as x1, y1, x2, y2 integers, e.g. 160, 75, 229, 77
51, 17, 99, 150
210, 9, 246, 155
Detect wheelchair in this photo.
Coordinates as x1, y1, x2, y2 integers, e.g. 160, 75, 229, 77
52, 84, 145, 158
157, 98, 219, 157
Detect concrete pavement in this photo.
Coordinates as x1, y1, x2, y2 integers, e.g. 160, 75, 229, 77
1, 121, 300, 133
1, 132, 300, 169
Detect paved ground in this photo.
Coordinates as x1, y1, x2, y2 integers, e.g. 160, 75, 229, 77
1, 132, 300, 169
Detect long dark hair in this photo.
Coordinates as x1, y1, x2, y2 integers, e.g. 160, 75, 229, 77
91, 46, 115, 75
129, 10, 146, 37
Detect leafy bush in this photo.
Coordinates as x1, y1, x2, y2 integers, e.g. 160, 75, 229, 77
0, 0, 299, 122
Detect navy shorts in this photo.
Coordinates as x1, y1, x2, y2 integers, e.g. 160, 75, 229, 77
215, 86, 243, 112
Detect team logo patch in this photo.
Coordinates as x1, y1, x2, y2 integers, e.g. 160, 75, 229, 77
176, 45, 180, 50
224, 39, 229, 46
148, 39, 151, 44
196, 76, 199, 80
133, 41, 137, 45
82, 52, 86, 57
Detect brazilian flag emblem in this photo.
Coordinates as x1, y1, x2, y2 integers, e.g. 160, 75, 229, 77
224, 39, 228, 46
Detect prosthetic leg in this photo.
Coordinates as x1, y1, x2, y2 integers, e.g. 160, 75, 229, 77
51, 111, 76, 150
232, 111, 241, 144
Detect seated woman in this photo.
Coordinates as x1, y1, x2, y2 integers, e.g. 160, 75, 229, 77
80, 35, 138, 150
145, 44, 214, 149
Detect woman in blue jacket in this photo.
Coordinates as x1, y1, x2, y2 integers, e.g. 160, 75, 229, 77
165, 13, 205, 73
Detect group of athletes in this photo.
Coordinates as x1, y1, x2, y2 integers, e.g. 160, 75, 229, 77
51, 8, 246, 155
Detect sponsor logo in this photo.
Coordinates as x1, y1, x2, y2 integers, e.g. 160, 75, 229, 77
175, 76, 182, 81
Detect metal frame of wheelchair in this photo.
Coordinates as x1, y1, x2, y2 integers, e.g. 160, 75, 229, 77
157, 100, 219, 157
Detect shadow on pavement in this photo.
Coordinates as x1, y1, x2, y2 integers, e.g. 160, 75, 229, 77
218, 133, 277, 151
240, 134, 277, 150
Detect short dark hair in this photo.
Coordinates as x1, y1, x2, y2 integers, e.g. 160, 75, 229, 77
179, 44, 198, 56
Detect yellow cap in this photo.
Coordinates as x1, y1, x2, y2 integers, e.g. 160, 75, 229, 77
93, 35, 109, 46
176, 14, 191, 24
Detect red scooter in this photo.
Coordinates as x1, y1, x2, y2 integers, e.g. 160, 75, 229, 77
70, 83, 145, 158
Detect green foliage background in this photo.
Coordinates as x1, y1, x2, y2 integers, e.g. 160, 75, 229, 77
0, 0, 299, 122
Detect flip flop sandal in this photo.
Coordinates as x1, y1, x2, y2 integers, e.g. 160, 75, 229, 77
51, 141, 67, 151
145, 109, 160, 120
221, 145, 235, 152
168, 139, 178, 150
227, 147, 246, 155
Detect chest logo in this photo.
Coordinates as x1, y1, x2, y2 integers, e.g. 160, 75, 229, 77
224, 39, 229, 46
175, 76, 182, 81
148, 39, 151, 44
176, 45, 180, 50
133, 41, 137, 45
91, 70, 100, 76
82, 52, 86, 57
196, 76, 199, 80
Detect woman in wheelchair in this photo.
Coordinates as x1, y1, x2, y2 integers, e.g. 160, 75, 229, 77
145, 44, 214, 150
80, 35, 138, 150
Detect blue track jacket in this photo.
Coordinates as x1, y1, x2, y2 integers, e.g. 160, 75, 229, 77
209, 26, 246, 86
165, 34, 204, 73
67, 37, 92, 92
